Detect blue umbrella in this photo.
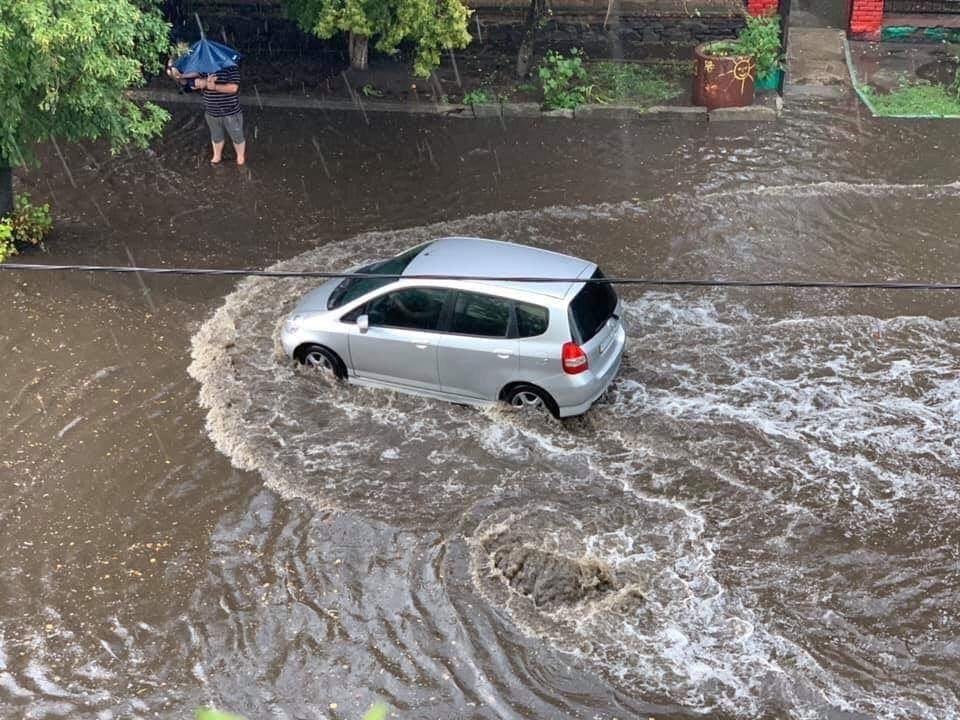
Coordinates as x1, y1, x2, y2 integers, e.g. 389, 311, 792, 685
173, 16, 241, 75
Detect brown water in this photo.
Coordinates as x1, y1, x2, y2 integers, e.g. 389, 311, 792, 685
2, 98, 959, 720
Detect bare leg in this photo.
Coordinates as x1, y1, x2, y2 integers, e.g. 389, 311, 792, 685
211, 140, 225, 164
233, 141, 246, 166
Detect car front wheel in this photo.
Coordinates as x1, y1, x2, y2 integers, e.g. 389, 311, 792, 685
295, 344, 346, 380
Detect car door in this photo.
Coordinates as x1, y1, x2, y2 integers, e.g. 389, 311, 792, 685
348, 287, 449, 391
438, 291, 518, 401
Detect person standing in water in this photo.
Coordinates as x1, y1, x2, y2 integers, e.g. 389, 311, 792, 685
168, 64, 246, 166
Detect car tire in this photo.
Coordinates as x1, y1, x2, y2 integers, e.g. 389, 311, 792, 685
295, 344, 346, 380
503, 383, 559, 418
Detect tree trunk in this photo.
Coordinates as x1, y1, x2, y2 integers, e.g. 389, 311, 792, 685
0, 157, 12, 219
349, 32, 369, 71
516, 0, 546, 79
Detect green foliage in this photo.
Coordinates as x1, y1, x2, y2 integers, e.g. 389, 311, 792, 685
463, 88, 492, 105
587, 61, 683, 106
0, 0, 171, 168
6, 193, 52, 246
861, 81, 960, 116
703, 40, 742, 57
538, 48, 589, 110
735, 15, 782, 80
283, 0, 472, 76
0, 219, 15, 263
195, 709, 247, 720
703, 16, 782, 80
363, 703, 388, 720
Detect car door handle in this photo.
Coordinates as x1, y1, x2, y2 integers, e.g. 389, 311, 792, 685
414, 343, 429, 350
493, 350, 512, 359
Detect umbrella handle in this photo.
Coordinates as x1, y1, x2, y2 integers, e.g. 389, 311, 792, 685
194, 12, 205, 39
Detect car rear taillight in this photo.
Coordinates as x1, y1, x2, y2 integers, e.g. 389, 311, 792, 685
562, 342, 589, 375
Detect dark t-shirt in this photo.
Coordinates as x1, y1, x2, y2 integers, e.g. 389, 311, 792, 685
202, 65, 241, 117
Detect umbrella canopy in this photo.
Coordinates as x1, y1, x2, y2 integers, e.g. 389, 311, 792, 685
173, 38, 241, 75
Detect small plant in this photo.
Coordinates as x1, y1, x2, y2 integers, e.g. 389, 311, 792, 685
0, 220, 15, 264
735, 14, 783, 80
463, 88, 492, 105
5, 193, 52, 247
360, 83, 383, 98
538, 48, 589, 110
516, 81, 539, 94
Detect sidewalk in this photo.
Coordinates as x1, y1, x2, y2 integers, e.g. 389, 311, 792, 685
133, 88, 780, 122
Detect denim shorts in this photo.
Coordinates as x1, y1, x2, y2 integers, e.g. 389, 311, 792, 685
205, 111, 244, 144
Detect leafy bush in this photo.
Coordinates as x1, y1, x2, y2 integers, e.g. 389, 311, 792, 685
0, 220, 15, 263
0, 193, 52, 262
736, 15, 783, 80
6, 193, 52, 247
538, 49, 589, 110
463, 88, 492, 105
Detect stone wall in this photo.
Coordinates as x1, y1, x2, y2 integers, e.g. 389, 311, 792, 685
169, 0, 747, 50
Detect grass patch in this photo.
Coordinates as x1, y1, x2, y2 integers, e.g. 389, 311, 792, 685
860, 81, 960, 117
587, 61, 686, 107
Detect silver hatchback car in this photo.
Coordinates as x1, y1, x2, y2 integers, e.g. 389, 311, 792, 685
280, 237, 625, 417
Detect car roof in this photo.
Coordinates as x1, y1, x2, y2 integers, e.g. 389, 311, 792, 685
402, 237, 595, 299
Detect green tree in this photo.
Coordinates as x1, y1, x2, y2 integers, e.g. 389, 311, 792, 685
284, 0, 472, 76
0, 0, 171, 216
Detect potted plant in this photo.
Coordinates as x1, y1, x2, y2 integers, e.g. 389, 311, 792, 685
693, 14, 783, 109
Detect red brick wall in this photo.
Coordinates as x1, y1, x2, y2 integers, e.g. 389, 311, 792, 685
849, 0, 883, 39
746, 0, 778, 16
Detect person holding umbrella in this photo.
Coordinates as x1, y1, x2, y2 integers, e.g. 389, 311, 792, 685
167, 23, 246, 166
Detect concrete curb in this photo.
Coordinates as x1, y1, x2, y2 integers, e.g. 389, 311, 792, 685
133, 89, 780, 123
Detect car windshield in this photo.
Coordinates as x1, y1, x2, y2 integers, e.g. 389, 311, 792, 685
569, 268, 618, 343
327, 243, 429, 310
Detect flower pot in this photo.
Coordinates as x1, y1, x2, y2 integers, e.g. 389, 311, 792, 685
692, 42, 757, 110
755, 68, 783, 92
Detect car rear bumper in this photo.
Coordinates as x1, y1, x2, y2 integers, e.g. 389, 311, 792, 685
552, 326, 626, 417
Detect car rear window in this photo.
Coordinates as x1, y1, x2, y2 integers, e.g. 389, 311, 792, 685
515, 302, 548, 338
327, 243, 428, 310
569, 269, 618, 343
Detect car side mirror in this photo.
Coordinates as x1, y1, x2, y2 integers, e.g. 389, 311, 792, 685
357, 314, 369, 333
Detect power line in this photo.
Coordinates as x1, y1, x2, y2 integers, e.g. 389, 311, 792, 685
2, 262, 960, 290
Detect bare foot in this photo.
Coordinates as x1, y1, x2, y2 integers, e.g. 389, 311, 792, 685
210, 157, 222, 165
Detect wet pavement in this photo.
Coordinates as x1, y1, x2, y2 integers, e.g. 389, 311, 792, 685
2, 98, 960, 719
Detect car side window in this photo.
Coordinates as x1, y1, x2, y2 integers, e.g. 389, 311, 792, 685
515, 302, 549, 338
450, 292, 511, 338
365, 287, 448, 331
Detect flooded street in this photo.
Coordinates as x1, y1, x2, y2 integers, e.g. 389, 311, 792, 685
2, 98, 959, 719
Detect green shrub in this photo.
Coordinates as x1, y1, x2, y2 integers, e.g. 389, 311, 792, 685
463, 88, 492, 105
538, 49, 589, 110
6, 193, 53, 247
736, 15, 783, 80
0, 220, 15, 264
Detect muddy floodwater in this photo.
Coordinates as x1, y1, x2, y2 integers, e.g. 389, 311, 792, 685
2, 99, 959, 720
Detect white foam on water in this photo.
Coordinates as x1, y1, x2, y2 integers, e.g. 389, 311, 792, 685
188, 185, 960, 719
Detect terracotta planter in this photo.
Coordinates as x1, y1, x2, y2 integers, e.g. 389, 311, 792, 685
692, 42, 757, 110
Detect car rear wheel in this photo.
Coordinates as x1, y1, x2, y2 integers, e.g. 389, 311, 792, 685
295, 344, 346, 380
504, 383, 559, 418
